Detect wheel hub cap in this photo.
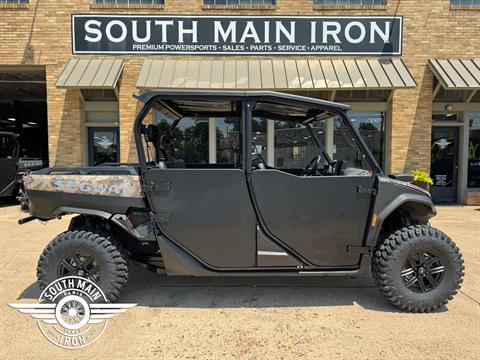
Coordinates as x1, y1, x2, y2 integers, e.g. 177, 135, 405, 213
57, 254, 101, 283
401, 251, 445, 293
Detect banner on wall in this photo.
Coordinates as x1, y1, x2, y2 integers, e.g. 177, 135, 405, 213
72, 15, 402, 56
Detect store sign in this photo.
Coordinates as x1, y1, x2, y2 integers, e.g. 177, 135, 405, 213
72, 15, 402, 55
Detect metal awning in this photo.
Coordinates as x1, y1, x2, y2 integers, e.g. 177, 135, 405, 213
428, 59, 480, 90
56, 58, 124, 89
136, 59, 416, 90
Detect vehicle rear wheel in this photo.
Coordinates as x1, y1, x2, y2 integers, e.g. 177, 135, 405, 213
37, 229, 128, 302
372, 225, 464, 312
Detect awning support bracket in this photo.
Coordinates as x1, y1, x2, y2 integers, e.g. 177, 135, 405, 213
387, 89, 395, 103
466, 89, 478, 103
432, 82, 442, 100
329, 90, 336, 102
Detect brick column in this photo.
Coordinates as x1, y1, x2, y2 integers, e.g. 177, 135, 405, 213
45, 64, 83, 167
118, 59, 145, 163
389, 62, 433, 174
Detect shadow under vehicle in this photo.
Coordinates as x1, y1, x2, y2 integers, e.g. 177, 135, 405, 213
0, 131, 45, 209
20, 91, 464, 312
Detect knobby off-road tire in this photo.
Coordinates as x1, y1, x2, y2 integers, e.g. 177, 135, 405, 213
37, 229, 128, 302
372, 225, 464, 312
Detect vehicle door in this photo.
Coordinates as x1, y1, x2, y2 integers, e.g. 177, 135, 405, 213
249, 116, 376, 267
144, 113, 258, 269
0, 134, 19, 195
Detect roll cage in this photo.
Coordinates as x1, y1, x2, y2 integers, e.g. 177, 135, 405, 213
133, 90, 383, 176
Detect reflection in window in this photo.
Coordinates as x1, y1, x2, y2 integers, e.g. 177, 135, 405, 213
432, 113, 461, 122
0, 0, 28, 4
349, 112, 385, 169
314, 0, 385, 5
450, 0, 480, 6
468, 112, 480, 188
333, 117, 372, 171
0, 135, 17, 159
88, 128, 119, 166
216, 118, 240, 165
203, 0, 275, 5
92, 0, 164, 4
156, 115, 240, 165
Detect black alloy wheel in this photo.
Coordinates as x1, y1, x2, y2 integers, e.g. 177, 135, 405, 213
401, 251, 445, 293
57, 254, 101, 283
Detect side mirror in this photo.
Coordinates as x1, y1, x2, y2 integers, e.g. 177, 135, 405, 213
388, 173, 413, 183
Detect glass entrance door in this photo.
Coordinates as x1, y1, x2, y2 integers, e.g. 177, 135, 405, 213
87, 127, 119, 166
430, 127, 459, 203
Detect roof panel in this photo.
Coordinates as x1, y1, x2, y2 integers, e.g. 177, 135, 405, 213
449, 59, 479, 87
367, 60, 392, 88
63, 59, 90, 87
284, 60, 301, 89
184, 60, 201, 88
332, 60, 353, 88
56, 58, 79, 87
158, 61, 176, 88
102, 60, 124, 88
171, 60, 189, 88
260, 60, 274, 89
356, 60, 378, 88
428, 59, 455, 88
144, 60, 164, 88
380, 60, 404, 87
343, 60, 365, 88
320, 60, 340, 88
308, 60, 327, 89
437, 60, 467, 88
136, 59, 153, 88
272, 60, 288, 89
77, 59, 102, 87
391, 59, 416, 88
236, 60, 249, 89
248, 60, 262, 89
296, 60, 314, 89
223, 61, 236, 89
210, 61, 224, 89
461, 60, 480, 86
197, 61, 212, 89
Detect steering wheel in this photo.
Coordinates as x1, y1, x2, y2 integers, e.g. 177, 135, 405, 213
333, 160, 345, 175
303, 155, 322, 176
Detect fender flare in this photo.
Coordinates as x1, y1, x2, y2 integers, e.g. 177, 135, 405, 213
53, 206, 112, 220
365, 193, 436, 247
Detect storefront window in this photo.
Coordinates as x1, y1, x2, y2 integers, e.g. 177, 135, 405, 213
314, 0, 385, 5
468, 112, 480, 188
349, 112, 385, 169
156, 115, 241, 165
87, 127, 119, 166
432, 113, 462, 122
92, 0, 164, 5
450, 0, 480, 6
0, 0, 28, 4
203, 0, 275, 4
216, 118, 240, 164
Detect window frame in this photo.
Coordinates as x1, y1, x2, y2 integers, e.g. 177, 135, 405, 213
313, 0, 387, 9
450, 0, 480, 9
91, 0, 165, 8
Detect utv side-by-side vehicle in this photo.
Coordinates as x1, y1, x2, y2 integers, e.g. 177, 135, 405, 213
21, 90, 464, 312
0, 131, 45, 209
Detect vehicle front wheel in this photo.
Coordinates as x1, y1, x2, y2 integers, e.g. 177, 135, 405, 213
37, 229, 128, 302
372, 225, 464, 312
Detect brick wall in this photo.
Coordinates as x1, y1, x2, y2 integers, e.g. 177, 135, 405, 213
1, 0, 480, 174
